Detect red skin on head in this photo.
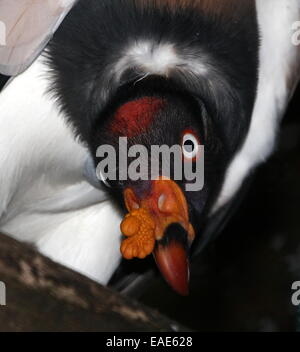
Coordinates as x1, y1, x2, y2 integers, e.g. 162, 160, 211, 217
109, 97, 166, 137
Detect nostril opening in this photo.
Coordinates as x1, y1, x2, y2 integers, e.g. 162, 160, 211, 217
158, 194, 166, 211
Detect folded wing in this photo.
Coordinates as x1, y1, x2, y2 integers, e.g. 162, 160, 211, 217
0, 0, 77, 76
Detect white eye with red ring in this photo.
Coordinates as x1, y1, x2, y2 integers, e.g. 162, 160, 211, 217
181, 130, 201, 161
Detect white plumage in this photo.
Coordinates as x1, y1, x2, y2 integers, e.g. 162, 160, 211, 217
0, 59, 122, 284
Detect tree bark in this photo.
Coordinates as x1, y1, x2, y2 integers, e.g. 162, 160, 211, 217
0, 233, 188, 332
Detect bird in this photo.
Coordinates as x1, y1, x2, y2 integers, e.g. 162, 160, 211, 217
0, 0, 299, 295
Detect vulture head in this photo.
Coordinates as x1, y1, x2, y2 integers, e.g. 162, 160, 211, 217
46, 0, 260, 295
0, 0, 299, 297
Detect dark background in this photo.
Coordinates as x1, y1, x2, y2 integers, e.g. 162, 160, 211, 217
139, 85, 300, 332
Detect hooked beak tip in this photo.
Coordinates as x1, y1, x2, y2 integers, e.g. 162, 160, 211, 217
154, 240, 190, 296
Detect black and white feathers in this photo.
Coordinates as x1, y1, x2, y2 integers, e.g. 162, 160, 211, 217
0, 0, 299, 286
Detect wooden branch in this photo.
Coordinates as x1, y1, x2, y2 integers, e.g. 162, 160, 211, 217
0, 233, 188, 332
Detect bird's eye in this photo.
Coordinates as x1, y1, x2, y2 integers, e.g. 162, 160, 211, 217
181, 130, 200, 160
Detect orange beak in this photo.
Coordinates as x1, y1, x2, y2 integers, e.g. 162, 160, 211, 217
120, 178, 195, 295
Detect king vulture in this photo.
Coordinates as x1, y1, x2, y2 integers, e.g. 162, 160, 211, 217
0, 0, 299, 296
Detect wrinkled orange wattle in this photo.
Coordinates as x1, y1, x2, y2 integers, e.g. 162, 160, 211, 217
120, 208, 156, 259
120, 179, 195, 260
